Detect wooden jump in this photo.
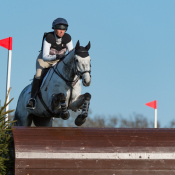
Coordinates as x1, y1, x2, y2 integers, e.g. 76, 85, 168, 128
12, 127, 175, 175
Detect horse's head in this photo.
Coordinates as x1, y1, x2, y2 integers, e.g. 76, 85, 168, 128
74, 40, 91, 86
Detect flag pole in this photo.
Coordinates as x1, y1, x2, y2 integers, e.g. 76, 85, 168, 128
145, 100, 157, 129
0, 37, 12, 121
5, 49, 12, 121
154, 108, 157, 128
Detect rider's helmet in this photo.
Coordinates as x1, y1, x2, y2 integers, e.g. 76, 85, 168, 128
52, 18, 68, 31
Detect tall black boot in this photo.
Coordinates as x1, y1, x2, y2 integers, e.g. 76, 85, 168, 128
26, 77, 41, 109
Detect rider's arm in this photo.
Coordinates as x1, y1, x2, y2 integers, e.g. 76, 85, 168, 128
66, 40, 73, 52
63, 33, 73, 52
42, 38, 57, 61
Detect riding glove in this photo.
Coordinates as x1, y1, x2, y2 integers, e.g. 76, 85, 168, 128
56, 54, 65, 60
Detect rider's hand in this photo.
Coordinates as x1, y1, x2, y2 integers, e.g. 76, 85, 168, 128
56, 54, 65, 60
56, 54, 61, 60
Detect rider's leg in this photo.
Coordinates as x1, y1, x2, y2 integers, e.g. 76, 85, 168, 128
26, 76, 41, 109
26, 52, 60, 110
26, 53, 51, 109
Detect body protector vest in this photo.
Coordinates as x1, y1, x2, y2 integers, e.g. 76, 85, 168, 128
41, 32, 72, 56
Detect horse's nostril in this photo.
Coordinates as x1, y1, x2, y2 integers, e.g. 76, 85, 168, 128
84, 79, 87, 84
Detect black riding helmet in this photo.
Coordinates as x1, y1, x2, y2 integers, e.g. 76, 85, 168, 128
52, 18, 68, 31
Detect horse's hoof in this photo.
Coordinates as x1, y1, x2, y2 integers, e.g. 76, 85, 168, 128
61, 112, 70, 120
75, 114, 86, 126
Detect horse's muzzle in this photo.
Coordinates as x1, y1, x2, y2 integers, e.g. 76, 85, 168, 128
82, 73, 91, 86
83, 79, 91, 86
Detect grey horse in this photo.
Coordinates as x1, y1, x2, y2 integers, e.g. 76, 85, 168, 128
13, 41, 91, 127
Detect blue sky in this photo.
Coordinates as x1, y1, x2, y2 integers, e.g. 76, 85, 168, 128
0, 0, 175, 126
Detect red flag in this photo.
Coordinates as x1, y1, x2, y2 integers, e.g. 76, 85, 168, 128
145, 100, 157, 109
0, 37, 12, 50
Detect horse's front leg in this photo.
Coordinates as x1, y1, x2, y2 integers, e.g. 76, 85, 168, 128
69, 93, 91, 126
51, 93, 70, 120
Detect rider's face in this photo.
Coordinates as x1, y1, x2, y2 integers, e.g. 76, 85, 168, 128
54, 29, 66, 38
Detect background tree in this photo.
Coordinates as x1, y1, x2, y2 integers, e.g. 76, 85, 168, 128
9, 109, 165, 128
119, 113, 161, 128
52, 111, 161, 128
0, 88, 15, 175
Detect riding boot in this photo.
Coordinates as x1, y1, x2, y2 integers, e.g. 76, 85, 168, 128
26, 77, 41, 110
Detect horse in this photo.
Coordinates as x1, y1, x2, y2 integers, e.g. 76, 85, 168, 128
13, 41, 91, 127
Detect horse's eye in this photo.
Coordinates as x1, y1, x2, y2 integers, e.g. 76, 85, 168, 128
76, 59, 78, 62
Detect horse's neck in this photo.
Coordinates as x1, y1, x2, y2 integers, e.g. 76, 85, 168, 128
57, 50, 75, 81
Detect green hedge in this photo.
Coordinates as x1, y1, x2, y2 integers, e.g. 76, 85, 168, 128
0, 88, 15, 175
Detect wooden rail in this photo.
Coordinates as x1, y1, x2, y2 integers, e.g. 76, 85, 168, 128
12, 127, 175, 175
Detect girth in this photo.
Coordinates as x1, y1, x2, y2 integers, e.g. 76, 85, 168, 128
38, 91, 58, 117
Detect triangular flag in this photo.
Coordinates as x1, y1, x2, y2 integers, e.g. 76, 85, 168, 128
145, 100, 157, 109
0, 37, 12, 50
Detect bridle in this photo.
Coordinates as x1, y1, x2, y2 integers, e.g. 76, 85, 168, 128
53, 50, 91, 87
74, 57, 91, 79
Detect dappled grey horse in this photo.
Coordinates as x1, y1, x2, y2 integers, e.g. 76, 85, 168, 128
14, 41, 91, 126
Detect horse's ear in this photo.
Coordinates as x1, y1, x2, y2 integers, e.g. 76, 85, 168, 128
75, 40, 80, 50
85, 41, 91, 51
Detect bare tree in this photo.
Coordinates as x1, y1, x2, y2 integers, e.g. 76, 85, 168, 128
8, 110, 161, 128
53, 110, 118, 128
168, 120, 175, 128
119, 113, 160, 128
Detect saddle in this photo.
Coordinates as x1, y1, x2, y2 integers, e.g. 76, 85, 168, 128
40, 68, 50, 88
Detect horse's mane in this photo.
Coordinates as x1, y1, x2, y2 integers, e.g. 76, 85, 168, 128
64, 48, 75, 58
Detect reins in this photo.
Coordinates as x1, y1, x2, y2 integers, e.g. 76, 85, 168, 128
53, 61, 80, 88
49, 49, 91, 89
52, 55, 80, 108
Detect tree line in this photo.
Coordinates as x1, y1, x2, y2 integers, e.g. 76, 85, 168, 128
8, 110, 175, 128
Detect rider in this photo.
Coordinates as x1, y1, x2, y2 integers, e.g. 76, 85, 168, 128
26, 18, 73, 109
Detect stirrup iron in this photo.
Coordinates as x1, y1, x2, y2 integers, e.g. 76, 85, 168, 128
26, 98, 36, 110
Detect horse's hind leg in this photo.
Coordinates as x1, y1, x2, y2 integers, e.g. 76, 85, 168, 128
13, 111, 33, 126
69, 93, 91, 126
52, 93, 70, 120
33, 116, 54, 127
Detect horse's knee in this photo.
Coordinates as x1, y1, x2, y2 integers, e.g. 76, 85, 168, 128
51, 93, 66, 111
59, 93, 66, 103
51, 94, 59, 110
84, 93, 91, 101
